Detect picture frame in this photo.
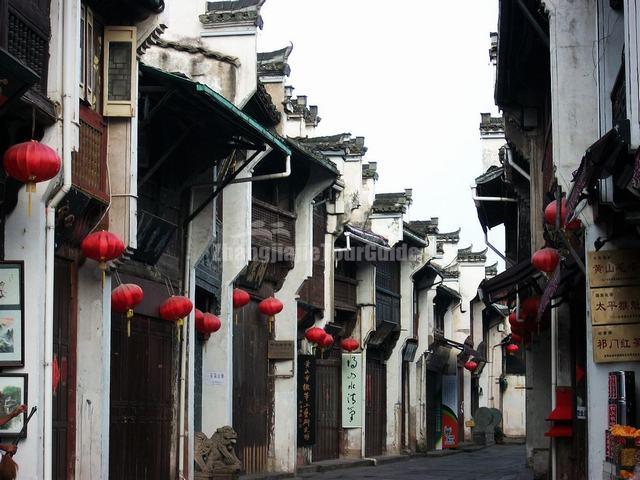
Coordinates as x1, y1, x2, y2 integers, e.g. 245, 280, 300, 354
0, 262, 24, 367
0, 373, 27, 437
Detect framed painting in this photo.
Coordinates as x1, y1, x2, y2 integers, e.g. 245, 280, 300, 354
0, 373, 27, 437
0, 262, 23, 367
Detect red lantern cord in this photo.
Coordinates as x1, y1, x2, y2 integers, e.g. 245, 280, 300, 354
340, 338, 359, 352
233, 288, 250, 309
258, 297, 283, 333
3, 140, 61, 216
111, 283, 144, 337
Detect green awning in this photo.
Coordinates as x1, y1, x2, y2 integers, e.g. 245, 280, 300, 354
139, 63, 291, 156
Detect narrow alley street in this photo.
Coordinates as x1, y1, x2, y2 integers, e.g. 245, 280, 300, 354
296, 446, 532, 480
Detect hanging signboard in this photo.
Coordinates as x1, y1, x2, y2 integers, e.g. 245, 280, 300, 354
588, 250, 640, 288
590, 285, 640, 325
593, 324, 640, 363
441, 375, 459, 449
341, 353, 363, 428
297, 354, 316, 445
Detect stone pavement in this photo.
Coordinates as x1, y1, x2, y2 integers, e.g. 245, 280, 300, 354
295, 445, 533, 480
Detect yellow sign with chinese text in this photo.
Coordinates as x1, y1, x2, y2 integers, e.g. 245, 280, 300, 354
588, 250, 640, 288
593, 324, 640, 363
590, 286, 640, 325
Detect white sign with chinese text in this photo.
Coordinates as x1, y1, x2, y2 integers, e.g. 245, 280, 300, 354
204, 371, 225, 386
590, 285, 640, 325
341, 353, 363, 428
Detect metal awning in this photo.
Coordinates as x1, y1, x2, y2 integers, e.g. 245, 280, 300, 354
139, 64, 291, 156
474, 166, 517, 231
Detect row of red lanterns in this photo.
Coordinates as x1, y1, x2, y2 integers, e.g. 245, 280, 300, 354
464, 342, 520, 373
304, 327, 360, 352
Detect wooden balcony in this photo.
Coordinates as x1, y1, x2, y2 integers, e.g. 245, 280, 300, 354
334, 274, 357, 312
73, 106, 109, 202
251, 198, 296, 254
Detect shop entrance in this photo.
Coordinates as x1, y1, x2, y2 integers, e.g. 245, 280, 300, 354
365, 354, 386, 456
313, 347, 341, 461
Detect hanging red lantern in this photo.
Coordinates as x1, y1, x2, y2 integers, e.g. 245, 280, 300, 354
511, 333, 523, 344
319, 333, 334, 349
522, 297, 541, 317
196, 312, 221, 339
340, 338, 359, 352
233, 288, 250, 309
505, 343, 520, 355
305, 327, 326, 344
159, 295, 193, 327
259, 297, 283, 332
81, 231, 125, 271
3, 140, 62, 215
195, 308, 205, 325
464, 360, 478, 372
532, 247, 560, 273
544, 199, 581, 230
111, 283, 144, 337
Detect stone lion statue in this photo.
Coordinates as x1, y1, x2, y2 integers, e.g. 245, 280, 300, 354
195, 425, 242, 477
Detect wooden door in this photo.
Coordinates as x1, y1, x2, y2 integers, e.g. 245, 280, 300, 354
312, 348, 341, 461
52, 258, 76, 479
109, 314, 174, 479
233, 299, 271, 474
365, 355, 386, 457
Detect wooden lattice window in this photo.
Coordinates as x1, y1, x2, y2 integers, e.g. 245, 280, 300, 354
7, 1, 50, 93
73, 105, 108, 201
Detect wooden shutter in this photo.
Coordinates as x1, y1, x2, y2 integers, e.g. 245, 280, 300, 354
103, 26, 136, 117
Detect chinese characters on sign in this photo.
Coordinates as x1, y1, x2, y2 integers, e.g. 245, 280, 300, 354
592, 324, 640, 363
588, 250, 640, 363
588, 250, 640, 288
341, 353, 363, 428
297, 355, 315, 445
590, 286, 640, 325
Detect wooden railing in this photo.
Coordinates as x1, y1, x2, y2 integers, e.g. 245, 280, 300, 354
73, 106, 109, 202
334, 274, 357, 311
251, 198, 296, 251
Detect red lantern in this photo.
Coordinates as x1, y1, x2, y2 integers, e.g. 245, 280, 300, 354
522, 297, 541, 317
319, 333, 334, 349
544, 199, 581, 230
81, 231, 125, 270
111, 283, 144, 337
233, 288, 250, 309
511, 333, 523, 344
195, 308, 205, 325
305, 327, 326, 344
505, 343, 520, 354
532, 247, 560, 273
196, 312, 221, 339
464, 360, 478, 372
159, 295, 193, 327
259, 297, 283, 332
340, 338, 359, 352
3, 140, 61, 215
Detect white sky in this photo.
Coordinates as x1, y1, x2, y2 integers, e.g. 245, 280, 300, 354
258, 1, 502, 260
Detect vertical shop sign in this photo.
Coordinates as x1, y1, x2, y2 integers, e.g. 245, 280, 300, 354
297, 354, 316, 445
342, 353, 363, 428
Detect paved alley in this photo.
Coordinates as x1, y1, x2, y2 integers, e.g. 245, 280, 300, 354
297, 445, 532, 480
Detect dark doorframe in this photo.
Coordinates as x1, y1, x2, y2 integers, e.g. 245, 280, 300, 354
425, 370, 441, 450
365, 354, 386, 456
312, 347, 341, 461
52, 257, 77, 480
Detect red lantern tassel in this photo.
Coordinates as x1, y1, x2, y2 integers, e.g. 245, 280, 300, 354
27, 182, 35, 216
268, 315, 273, 333
126, 309, 133, 337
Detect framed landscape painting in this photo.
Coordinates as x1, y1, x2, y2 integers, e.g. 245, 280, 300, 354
0, 262, 24, 367
0, 374, 27, 437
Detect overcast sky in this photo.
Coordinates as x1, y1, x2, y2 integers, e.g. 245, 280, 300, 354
258, 1, 502, 262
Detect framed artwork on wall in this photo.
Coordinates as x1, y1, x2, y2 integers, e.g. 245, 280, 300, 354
0, 262, 24, 368
0, 373, 27, 437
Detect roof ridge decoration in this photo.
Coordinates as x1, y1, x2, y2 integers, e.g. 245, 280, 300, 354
151, 39, 241, 67
485, 262, 498, 277
479, 112, 505, 133
284, 92, 321, 126
436, 228, 460, 242
296, 133, 367, 156
372, 189, 413, 214
362, 162, 378, 181
200, 0, 265, 28
258, 44, 293, 78
457, 244, 488, 263
432, 261, 460, 279
408, 218, 439, 235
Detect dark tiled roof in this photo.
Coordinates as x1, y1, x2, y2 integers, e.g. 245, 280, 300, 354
151, 39, 240, 66
457, 245, 488, 263
372, 190, 413, 214
296, 134, 367, 155
480, 113, 504, 133
257, 45, 293, 77
409, 218, 439, 235
200, 0, 265, 27
403, 222, 427, 246
485, 262, 498, 277
284, 96, 320, 126
345, 224, 389, 247
362, 162, 378, 180
287, 139, 339, 175
436, 228, 460, 243
244, 81, 281, 126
